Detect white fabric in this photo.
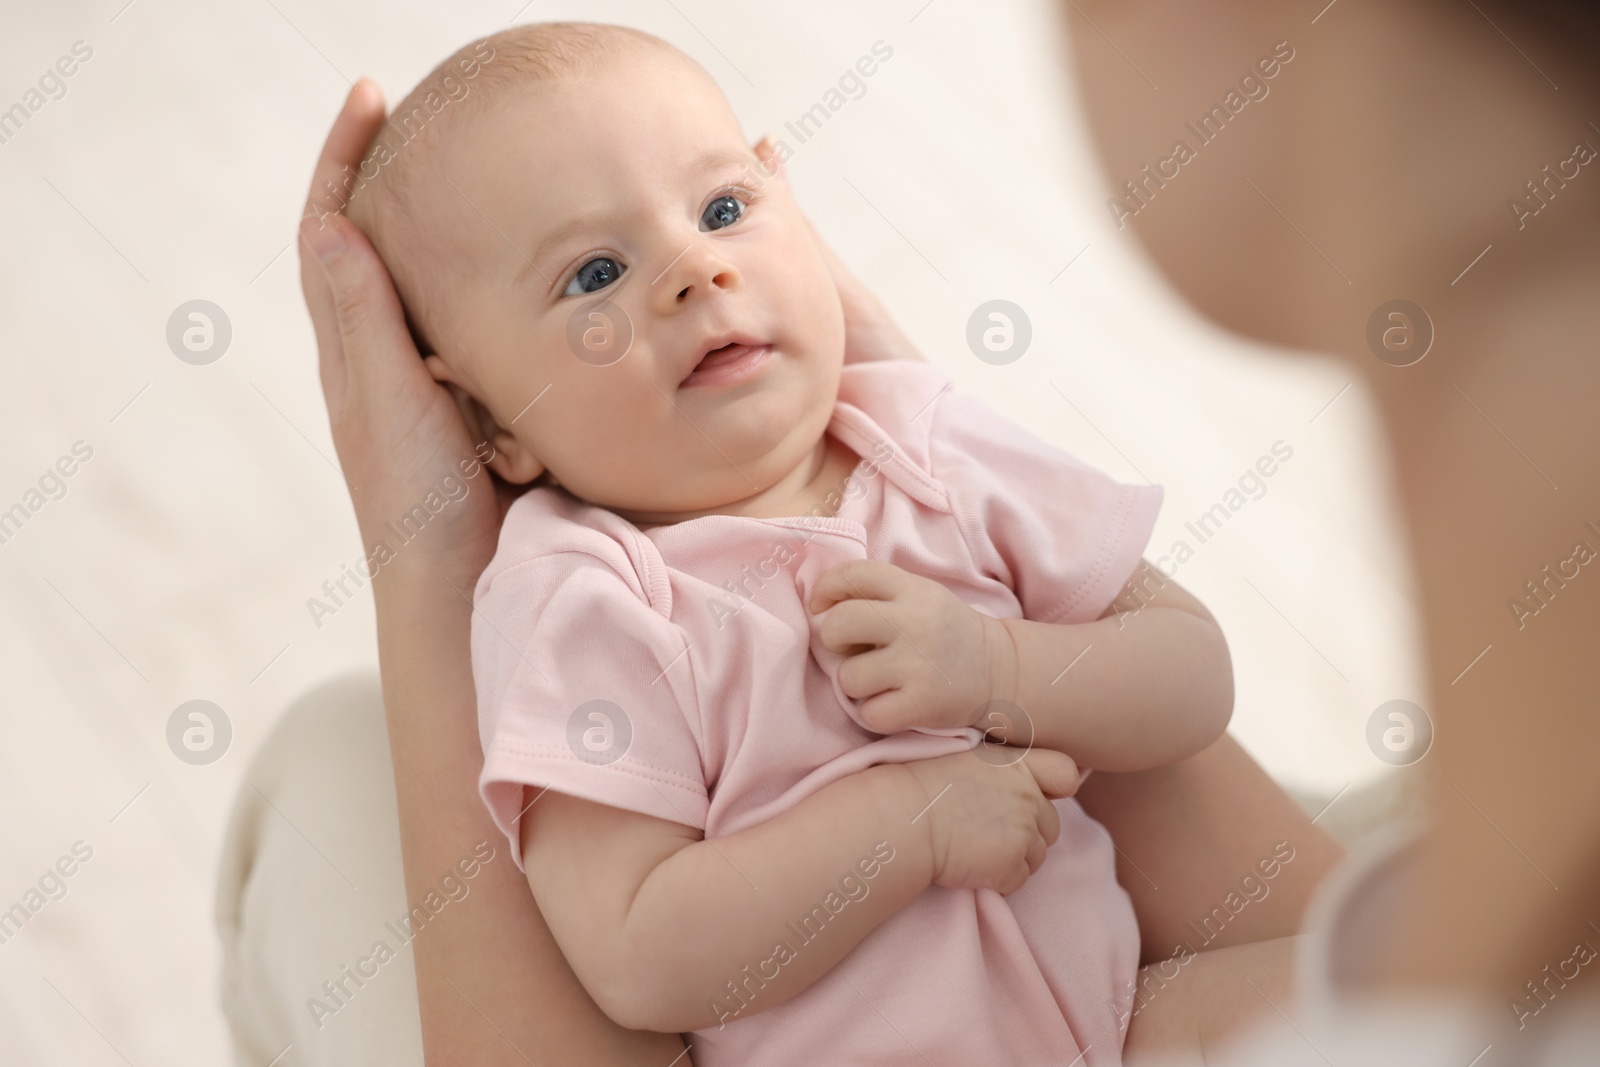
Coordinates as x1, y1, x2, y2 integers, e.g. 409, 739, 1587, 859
1215, 830, 1600, 1066
215, 674, 423, 1067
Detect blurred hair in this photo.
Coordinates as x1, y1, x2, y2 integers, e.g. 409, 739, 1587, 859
1507, 0, 1600, 34
1482, 0, 1600, 60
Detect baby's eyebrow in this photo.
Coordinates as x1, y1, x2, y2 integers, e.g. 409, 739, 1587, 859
521, 213, 610, 283
686, 146, 756, 175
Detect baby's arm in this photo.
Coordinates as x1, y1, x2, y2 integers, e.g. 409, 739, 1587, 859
994, 559, 1233, 769
518, 747, 1076, 1034
812, 559, 1232, 772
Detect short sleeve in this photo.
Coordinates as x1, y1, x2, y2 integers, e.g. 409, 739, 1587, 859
929, 390, 1163, 625
473, 551, 708, 871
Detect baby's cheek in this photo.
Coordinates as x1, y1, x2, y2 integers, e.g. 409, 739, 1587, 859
762, 205, 833, 296
774, 237, 843, 327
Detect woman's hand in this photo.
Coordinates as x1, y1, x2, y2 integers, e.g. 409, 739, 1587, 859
298, 81, 691, 1065
299, 79, 514, 592
804, 213, 925, 365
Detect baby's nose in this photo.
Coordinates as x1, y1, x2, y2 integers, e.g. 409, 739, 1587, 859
675, 265, 737, 302
653, 242, 740, 308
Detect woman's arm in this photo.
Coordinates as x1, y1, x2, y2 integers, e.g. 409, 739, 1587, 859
301, 81, 685, 1065
375, 575, 685, 1062
1076, 733, 1344, 965
521, 749, 1079, 1033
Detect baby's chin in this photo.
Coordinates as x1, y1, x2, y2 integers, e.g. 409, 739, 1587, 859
567, 345, 841, 515
584, 419, 827, 521
700, 377, 835, 462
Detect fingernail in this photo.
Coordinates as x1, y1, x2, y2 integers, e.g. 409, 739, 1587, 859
300, 214, 346, 263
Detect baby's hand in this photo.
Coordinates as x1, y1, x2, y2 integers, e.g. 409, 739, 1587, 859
811, 560, 1016, 734
895, 747, 1078, 895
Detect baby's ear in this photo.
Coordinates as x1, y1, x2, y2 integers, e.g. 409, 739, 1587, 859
424, 355, 547, 485
752, 134, 789, 185
480, 421, 545, 485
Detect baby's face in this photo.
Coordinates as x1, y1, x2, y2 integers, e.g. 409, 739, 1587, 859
422, 45, 845, 522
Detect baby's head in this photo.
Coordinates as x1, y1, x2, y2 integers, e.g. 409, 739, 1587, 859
346, 23, 845, 523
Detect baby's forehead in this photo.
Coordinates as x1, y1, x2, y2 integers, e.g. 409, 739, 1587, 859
465, 38, 721, 138
419, 46, 739, 210
415, 36, 727, 195
380, 25, 701, 181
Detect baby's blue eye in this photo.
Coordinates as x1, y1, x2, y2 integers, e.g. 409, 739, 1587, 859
701, 195, 744, 231
564, 257, 625, 297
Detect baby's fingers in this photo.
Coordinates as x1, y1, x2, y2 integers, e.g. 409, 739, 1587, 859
857, 690, 927, 734
837, 649, 900, 701
997, 859, 1034, 897
1021, 749, 1080, 802
818, 598, 895, 653
1024, 830, 1049, 876
1033, 791, 1061, 848
809, 559, 914, 613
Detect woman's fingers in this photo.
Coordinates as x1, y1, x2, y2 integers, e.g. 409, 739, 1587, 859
301, 212, 423, 396
802, 210, 860, 294
801, 209, 923, 365
299, 226, 347, 408
300, 79, 387, 404
442, 378, 491, 451
304, 78, 386, 219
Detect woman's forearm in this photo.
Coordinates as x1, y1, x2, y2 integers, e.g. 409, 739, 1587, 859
1076, 734, 1344, 965
373, 559, 686, 1065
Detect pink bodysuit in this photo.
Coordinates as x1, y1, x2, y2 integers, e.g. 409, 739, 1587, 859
473, 359, 1162, 1066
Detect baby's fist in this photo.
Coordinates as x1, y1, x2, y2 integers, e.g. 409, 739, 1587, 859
811, 560, 1017, 733
897, 747, 1078, 896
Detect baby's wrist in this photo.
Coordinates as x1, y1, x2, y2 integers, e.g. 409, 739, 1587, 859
980, 616, 1023, 721
874, 764, 941, 886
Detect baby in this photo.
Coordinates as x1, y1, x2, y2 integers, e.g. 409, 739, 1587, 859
344, 22, 1234, 1066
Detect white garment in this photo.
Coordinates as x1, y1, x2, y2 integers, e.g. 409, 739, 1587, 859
215, 674, 424, 1067
1219, 828, 1600, 1067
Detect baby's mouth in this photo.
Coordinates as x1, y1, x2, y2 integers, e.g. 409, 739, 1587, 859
681, 338, 773, 388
